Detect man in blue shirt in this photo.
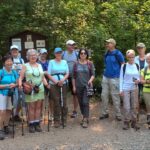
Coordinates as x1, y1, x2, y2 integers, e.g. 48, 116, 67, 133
100, 38, 125, 121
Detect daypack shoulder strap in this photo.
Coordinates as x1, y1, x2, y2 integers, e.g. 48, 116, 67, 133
144, 66, 148, 78
123, 63, 126, 78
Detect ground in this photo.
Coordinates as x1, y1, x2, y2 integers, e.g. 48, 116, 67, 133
0, 99, 150, 150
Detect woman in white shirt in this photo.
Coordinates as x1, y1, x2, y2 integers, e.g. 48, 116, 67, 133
120, 49, 140, 130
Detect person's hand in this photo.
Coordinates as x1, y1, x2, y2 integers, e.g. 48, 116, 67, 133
73, 86, 76, 94
134, 80, 139, 85
57, 79, 64, 87
46, 84, 50, 89
9, 83, 16, 88
146, 79, 150, 84
120, 91, 124, 97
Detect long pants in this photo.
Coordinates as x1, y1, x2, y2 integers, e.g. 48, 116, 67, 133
101, 76, 121, 117
143, 92, 150, 115
76, 86, 90, 118
123, 89, 139, 121
50, 84, 68, 122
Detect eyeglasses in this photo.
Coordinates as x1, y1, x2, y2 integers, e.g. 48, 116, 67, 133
80, 52, 87, 55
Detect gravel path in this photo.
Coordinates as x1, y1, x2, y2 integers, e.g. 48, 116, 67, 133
0, 101, 149, 150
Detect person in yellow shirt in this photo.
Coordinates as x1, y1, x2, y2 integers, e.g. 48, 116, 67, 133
140, 53, 150, 128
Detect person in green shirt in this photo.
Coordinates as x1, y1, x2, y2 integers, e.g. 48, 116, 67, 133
140, 53, 150, 128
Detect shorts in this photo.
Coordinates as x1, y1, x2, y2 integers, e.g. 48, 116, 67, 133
0, 94, 13, 110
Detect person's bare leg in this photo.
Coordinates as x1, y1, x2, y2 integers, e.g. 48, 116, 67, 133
0, 110, 6, 140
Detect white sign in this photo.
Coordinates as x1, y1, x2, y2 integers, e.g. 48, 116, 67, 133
12, 38, 22, 51
36, 40, 45, 48
25, 42, 34, 49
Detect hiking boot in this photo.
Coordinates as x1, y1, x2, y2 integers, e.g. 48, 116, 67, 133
34, 124, 42, 132
116, 116, 122, 121
70, 111, 77, 118
122, 121, 130, 130
13, 115, 22, 122
131, 120, 140, 130
29, 124, 35, 133
82, 120, 89, 128
54, 121, 60, 128
147, 115, 150, 125
4, 126, 11, 134
0, 130, 5, 140
99, 114, 109, 120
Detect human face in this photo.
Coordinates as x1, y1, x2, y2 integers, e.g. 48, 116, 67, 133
137, 47, 146, 56
127, 53, 135, 64
29, 52, 38, 63
40, 53, 47, 60
4, 58, 13, 70
80, 50, 87, 60
66, 44, 75, 52
11, 49, 19, 58
146, 56, 150, 66
55, 51, 62, 60
105, 42, 115, 51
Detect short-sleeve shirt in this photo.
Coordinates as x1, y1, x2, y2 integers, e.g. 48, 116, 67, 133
73, 61, 95, 88
12, 57, 24, 74
141, 68, 150, 93
103, 49, 125, 78
62, 50, 78, 76
0, 68, 19, 96
48, 59, 69, 85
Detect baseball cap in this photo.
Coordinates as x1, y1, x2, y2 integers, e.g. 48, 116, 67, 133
40, 48, 47, 54
136, 43, 146, 48
10, 45, 19, 51
105, 38, 116, 45
66, 40, 76, 45
54, 47, 62, 53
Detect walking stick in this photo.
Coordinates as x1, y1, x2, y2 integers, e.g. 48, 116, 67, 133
60, 86, 64, 129
18, 89, 24, 136
10, 88, 15, 138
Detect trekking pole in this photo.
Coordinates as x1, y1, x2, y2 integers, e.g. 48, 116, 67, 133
60, 86, 64, 129
10, 88, 15, 138
18, 89, 24, 136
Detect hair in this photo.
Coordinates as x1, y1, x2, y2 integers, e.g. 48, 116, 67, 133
126, 49, 135, 56
26, 49, 38, 60
146, 53, 150, 60
2, 54, 13, 65
78, 48, 89, 59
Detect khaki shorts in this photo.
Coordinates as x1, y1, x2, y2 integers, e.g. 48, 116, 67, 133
0, 94, 13, 110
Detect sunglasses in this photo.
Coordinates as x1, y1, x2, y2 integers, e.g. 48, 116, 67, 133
80, 52, 87, 55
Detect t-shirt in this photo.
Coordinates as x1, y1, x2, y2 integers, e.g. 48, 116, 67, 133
141, 68, 150, 93
38, 60, 49, 72
73, 62, 95, 88
120, 63, 140, 92
12, 57, 24, 73
139, 60, 145, 70
48, 59, 69, 85
0, 68, 19, 96
103, 49, 124, 78
62, 50, 78, 76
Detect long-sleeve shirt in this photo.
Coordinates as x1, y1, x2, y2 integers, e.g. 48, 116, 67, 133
120, 63, 140, 92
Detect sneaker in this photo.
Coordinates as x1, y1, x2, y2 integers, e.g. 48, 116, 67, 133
13, 115, 22, 122
29, 124, 35, 133
0, 130, 5, 140
99, 114, 109, 120
82, 120, 89, 128
70, 111, 77, 118
35, 124, 42, 132
4, 126, 10, 134
116, 116, 122, 121
131, 120, 140, 130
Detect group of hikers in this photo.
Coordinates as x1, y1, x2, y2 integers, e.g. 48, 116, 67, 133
0, 38, 149, 141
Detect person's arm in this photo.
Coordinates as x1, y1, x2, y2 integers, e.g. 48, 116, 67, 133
18, 65, 26, 89
88, 62, 95, 86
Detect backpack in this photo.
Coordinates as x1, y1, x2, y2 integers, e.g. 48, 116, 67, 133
104, 50, 121, 66
73, 61, 93, 79
123, 63, 139, 78
62, 50, 78, 60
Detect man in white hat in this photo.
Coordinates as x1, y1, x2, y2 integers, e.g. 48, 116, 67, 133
62, 40, 79, 118
100, 38, 125, 121
10, 45, 25, 122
